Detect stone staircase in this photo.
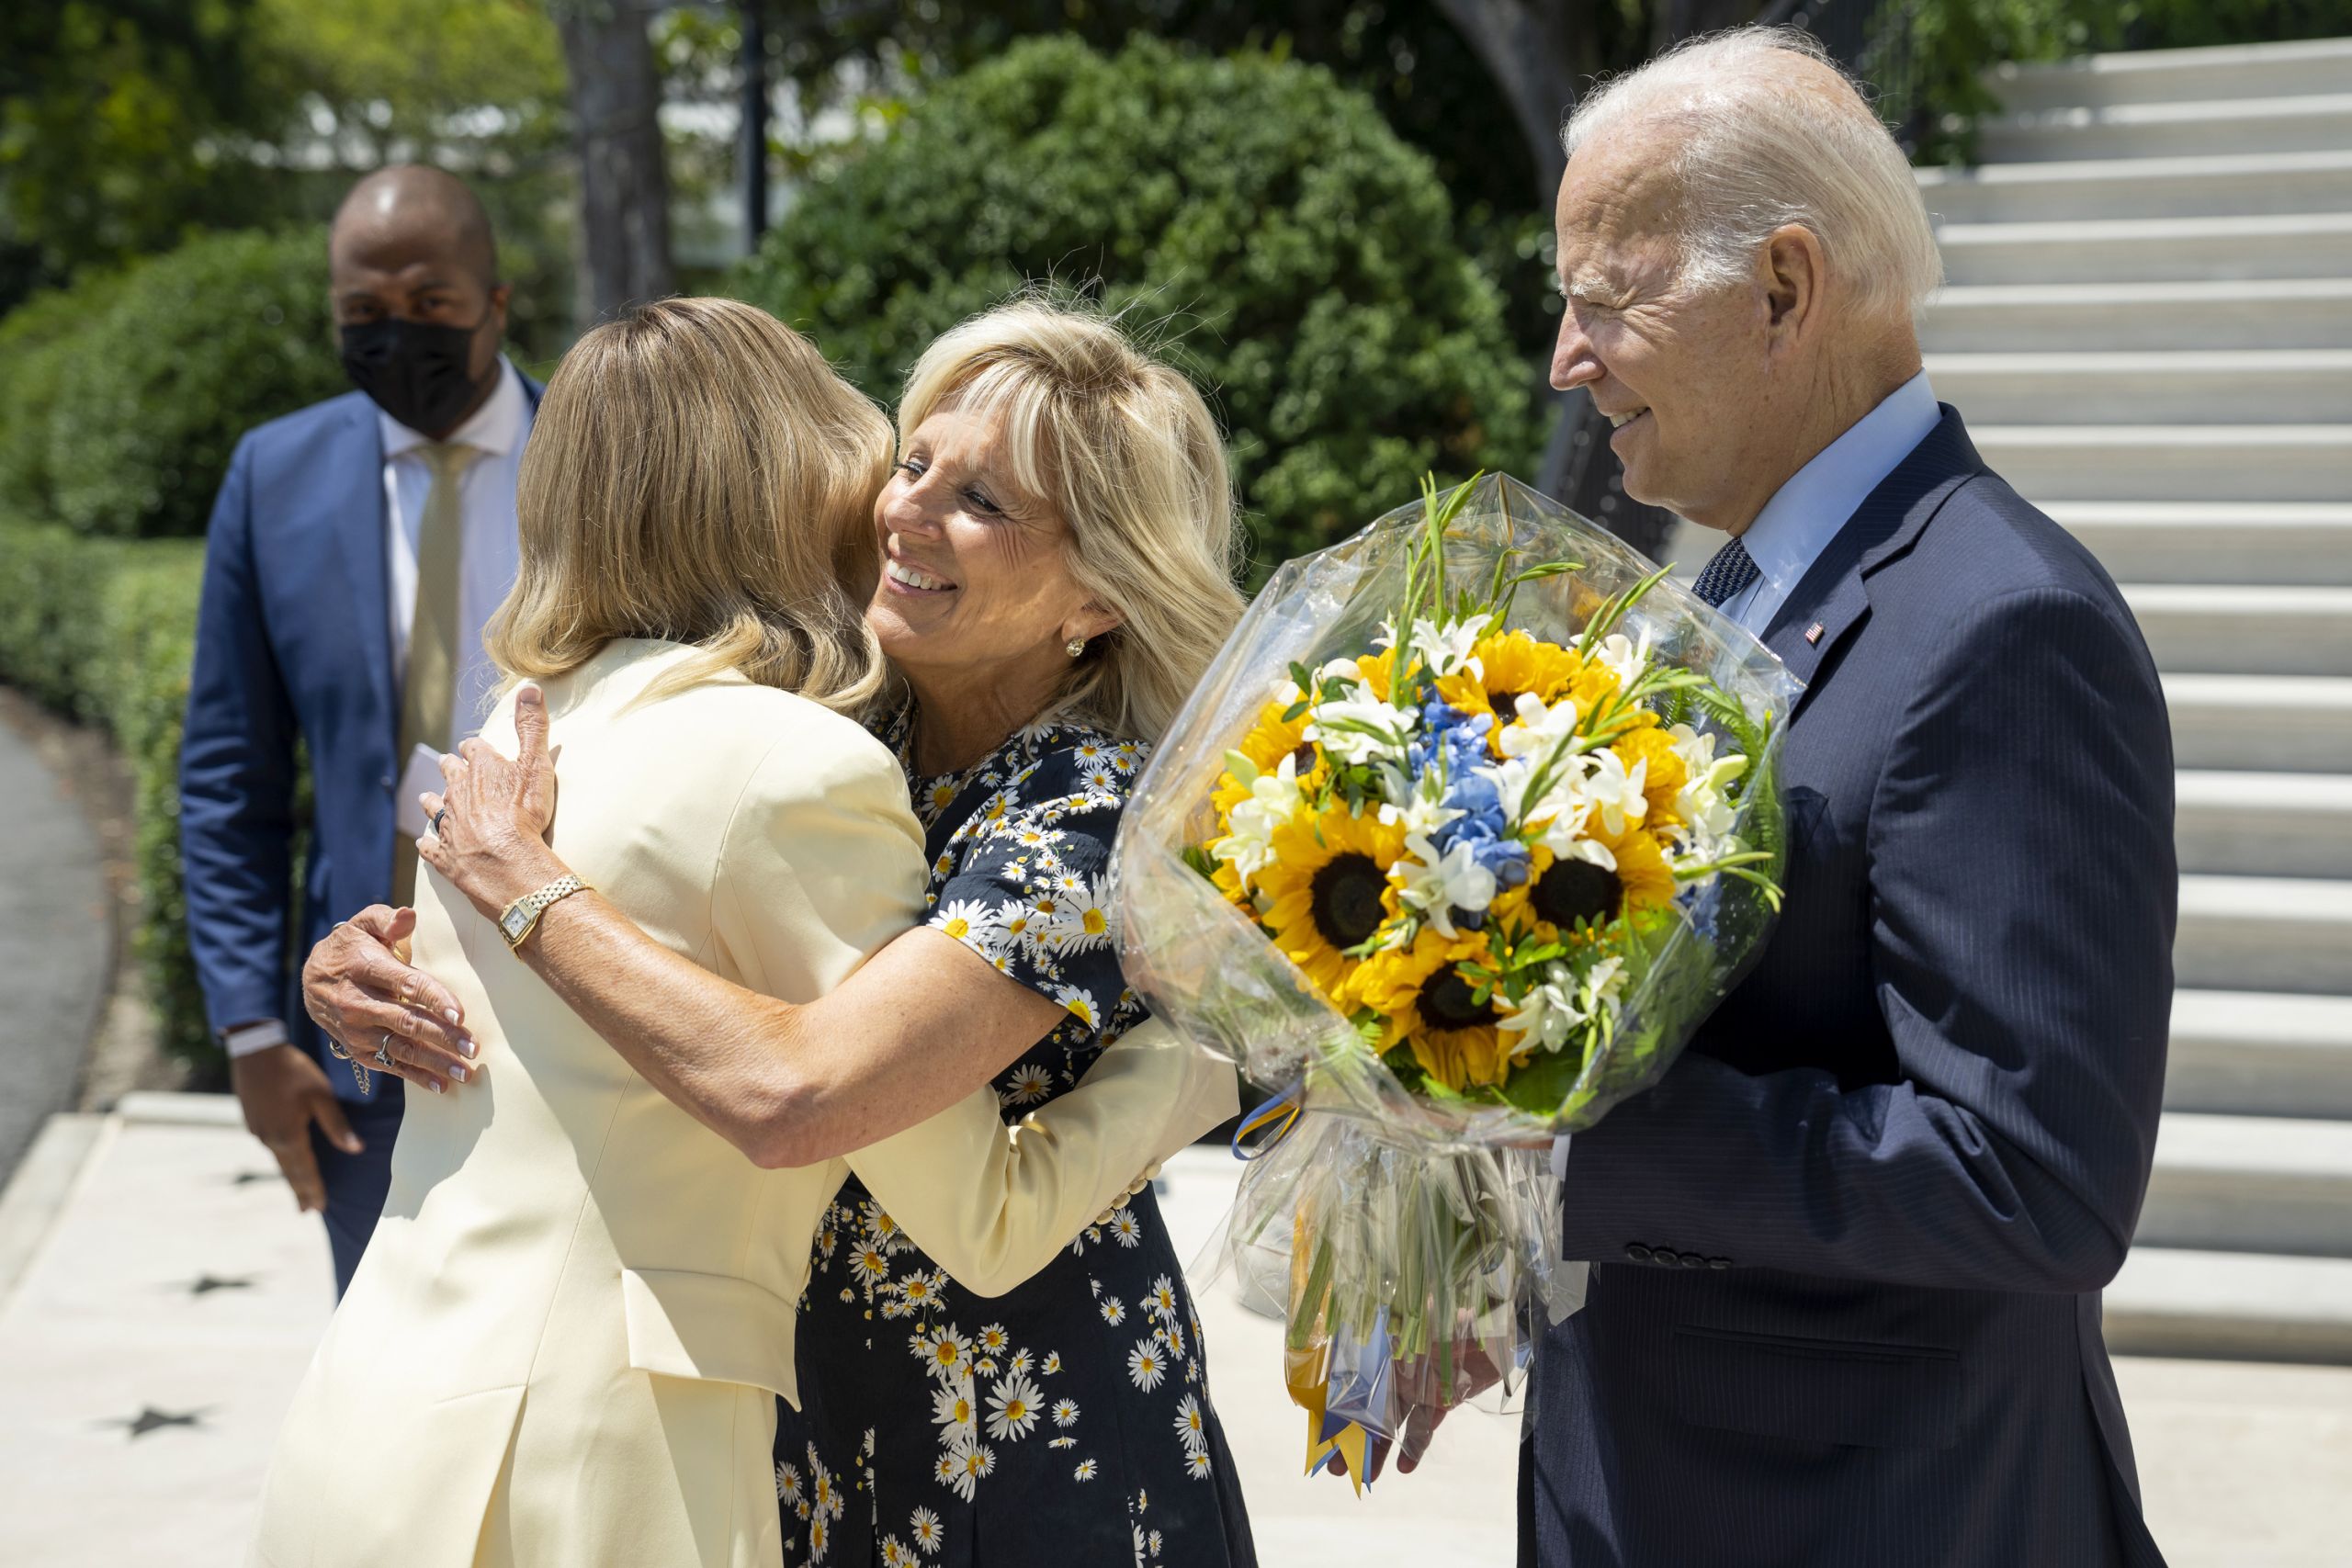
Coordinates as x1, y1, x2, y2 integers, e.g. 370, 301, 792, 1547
1917, 36, 2352, 1365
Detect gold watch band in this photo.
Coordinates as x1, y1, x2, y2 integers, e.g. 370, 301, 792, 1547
498, 874, 590, 951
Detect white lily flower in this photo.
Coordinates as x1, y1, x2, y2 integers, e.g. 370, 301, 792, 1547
1306, 695, 1416, 769
1496, 692, 1581, 761
1539, 806, 1613, 863
1578, 955, 1629, 1021
1379, 790, 1464, 840
1591, 627, 1654, 693
1498, 964, 1588, 1054
1577, 747, 1650, 836
1210, 754, 1304, 883
1409, 613, 1491, 678
1396, 831, 1498, 937
1318, 656, 1369, 687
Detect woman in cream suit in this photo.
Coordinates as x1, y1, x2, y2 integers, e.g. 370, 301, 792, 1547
310, 299, 1259, 1566
249, 299, 1230, 1568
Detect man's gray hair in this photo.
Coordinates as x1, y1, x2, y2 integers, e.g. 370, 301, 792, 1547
1563, 27, 1942, 324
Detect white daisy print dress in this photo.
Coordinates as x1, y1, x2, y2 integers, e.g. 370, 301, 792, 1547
775, 711, 1255, 1568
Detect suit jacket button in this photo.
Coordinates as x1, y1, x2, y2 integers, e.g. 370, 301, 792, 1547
1708, 1257, 1732, 1269
379, 774, 395, 791
1625, 1243, 1653, 1264
1679, 1252, 1707, 1269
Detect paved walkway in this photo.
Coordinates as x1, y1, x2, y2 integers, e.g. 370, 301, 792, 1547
0, 708, 111, 1186
2, 1104, 2348, 1565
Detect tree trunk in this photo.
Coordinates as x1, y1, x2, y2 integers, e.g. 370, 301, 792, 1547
1435, 0, 1736, 561
553, 0, 674, 328
1430, 0, 1593, 210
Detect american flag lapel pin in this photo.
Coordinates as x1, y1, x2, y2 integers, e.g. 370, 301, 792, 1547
1804, 622, 1826, 646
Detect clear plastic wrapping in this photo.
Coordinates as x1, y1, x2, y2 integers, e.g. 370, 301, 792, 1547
1112, 474, 1801, 1482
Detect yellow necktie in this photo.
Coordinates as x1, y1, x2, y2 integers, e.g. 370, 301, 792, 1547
393, 442, 479, 905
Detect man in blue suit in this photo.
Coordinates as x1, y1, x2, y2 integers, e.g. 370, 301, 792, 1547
182, 165, 539, 1294
1515, 29, 2173, 1566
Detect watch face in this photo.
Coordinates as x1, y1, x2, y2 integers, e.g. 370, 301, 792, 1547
502, 906, 531, 941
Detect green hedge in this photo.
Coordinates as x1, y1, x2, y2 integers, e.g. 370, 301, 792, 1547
729, 35, 1540, 570
37, 228, 346, 539
0, 518, 214, 1067
0, 265, 141, 518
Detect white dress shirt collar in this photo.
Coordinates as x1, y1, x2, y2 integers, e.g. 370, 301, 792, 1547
378, 354, 526, 460
1722, 370, 1941, 634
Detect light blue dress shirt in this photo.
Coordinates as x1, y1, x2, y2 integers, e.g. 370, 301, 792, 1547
1550, 370, 1940, 1193
1714, 369, 1941, 637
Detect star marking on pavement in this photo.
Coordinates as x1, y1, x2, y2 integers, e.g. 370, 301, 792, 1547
106, 1406, 207, 1439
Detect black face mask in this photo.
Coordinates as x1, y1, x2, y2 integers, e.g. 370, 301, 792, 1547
339, 312, 496, 436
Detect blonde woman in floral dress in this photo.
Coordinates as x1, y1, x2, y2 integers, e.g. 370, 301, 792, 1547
311, 299, 1259, 1568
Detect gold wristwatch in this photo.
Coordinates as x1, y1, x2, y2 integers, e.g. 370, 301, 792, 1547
499, 874, 591, 951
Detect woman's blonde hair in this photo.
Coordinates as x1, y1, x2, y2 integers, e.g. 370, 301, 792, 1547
897, 298, 1246, 742
486, 296, 892, 711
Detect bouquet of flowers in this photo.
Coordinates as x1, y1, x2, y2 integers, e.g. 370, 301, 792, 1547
1112, 473, 1800, 1484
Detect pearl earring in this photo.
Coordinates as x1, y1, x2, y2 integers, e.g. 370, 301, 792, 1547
1066, 637, 1088, 659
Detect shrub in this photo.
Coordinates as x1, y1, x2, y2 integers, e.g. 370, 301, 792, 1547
0, 264, 140, 517
729, 35, 1541, 570
0, 518, 215, 1066
47, 227, 346, 539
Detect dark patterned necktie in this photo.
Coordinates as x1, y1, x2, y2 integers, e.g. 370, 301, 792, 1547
1691, 535, 1760, 608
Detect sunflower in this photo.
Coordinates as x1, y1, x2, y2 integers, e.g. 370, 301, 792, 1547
1435, 629, 1587, 736
1611, 725, 1689, 829
1351, 926, 1518, 1091
1521, 816, 1679, 938
1213, 701, 1320, 817
1254, 806, 1405, 999
1566, 655, 1633, 727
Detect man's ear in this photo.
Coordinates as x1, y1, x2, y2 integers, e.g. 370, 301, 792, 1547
1760, 222, 1826, 344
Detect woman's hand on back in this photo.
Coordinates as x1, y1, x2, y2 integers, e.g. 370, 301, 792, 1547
417, 683, 567, 921
301, 905, 477, 1093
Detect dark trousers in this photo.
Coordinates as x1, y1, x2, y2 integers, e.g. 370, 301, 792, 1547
309, 1086, 402, 1296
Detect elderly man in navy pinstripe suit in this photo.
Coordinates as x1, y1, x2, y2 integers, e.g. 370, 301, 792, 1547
1515, 28, 2175, 1567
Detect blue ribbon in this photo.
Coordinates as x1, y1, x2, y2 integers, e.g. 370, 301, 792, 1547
1230, 1083, 1304, 1161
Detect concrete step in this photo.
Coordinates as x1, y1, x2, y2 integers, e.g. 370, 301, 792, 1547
2175, 771, 2352, 879
2164, 674, 2352, 773
1936, 212, 2352, 286
1972, 424, 2352, 503
1923, 279, 2352, 353
2122, 585, 2352, 679
2050, 502, 2352, 587
2176, 874, 2352, 996
1925, 351, 2352, 424
1987, 37, 2352, 116
2165, 989, 2352, 1120
1917, 150, 2352, 226
1975, 92, 2352, 164
2105, 1246, 2352, 1363
2137, 1112, 2352, 1258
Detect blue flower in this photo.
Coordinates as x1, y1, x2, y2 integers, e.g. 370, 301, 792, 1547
1408, 699, 1531, 918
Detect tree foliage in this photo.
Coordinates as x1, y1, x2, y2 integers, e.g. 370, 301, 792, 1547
44, 227, 346, 539
730, 36, 1541, 568
1, 0, 574, 344
0, 1, 283, 292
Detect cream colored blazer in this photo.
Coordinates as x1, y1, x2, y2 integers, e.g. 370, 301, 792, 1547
251, 640, 1233, 1568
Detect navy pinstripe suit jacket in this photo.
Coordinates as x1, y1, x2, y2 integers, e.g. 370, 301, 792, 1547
1522, 409, 2176, 1568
